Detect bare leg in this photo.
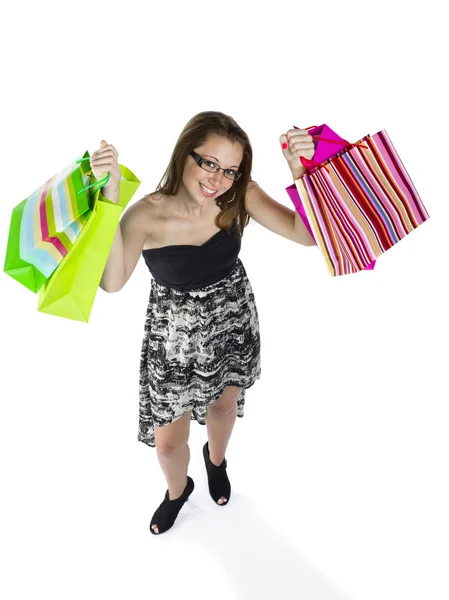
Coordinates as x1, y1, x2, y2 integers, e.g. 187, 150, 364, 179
152, 410, 192, 534
206, 403, 238, 504
156, 443, 190, 501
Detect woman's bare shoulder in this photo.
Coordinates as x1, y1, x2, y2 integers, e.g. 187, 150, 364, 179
119, 192, 163, 232
139, 191, 167, 212
130, 191, 161, 218
133, 192, 168, 248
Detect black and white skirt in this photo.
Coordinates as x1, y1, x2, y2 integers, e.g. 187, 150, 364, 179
138, 258, 262, 448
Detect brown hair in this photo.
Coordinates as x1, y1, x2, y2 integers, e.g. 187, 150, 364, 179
150, 111, 257, 240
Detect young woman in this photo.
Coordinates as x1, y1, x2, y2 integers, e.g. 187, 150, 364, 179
94, 111, 316, 535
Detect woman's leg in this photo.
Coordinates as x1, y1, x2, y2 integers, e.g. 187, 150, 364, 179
206, 386, 240, 466
205, 387, 240, 504
152, 409, 192, 534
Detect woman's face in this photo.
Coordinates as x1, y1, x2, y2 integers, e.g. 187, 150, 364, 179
182, 135, 244, 205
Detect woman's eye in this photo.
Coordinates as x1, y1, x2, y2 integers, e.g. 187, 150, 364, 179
225, 170, 235, 176
206, 161, 216, 168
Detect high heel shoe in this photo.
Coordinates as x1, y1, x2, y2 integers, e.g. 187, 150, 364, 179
150, 476, 194, 535
203, 441, 231, 506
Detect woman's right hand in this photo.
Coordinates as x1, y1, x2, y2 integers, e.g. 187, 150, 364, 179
90, 140, 122, 202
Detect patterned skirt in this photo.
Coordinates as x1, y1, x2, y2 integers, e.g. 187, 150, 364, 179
137, 258, 262, 448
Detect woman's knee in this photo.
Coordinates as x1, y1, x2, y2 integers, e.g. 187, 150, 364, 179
154, 409, 192, 454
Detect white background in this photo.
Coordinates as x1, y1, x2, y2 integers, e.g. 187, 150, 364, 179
1, 1, 447, 599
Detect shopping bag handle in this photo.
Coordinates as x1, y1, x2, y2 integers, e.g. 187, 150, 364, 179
293, 125, 368, 172
75, 156, 110, 195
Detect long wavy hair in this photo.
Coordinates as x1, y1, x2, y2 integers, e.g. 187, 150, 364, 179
150, 111, 257, 240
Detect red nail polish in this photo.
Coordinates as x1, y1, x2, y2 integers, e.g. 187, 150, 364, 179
282, 142, 288, 149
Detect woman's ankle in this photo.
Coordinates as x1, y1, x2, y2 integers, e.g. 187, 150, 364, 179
168, 477, 188, 500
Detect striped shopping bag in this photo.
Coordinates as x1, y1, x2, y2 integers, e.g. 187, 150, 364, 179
4, 152, 109, 291
4, 156, 140, 322
18, 152, 108, 279
294, 129, 429, 276
286, 124, 376, 271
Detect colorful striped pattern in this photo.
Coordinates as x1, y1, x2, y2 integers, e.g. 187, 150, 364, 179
295, 129, 429, 276
19, 157, 92, 278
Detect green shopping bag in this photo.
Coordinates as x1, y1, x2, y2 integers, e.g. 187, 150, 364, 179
3, 151, 108, 291
4, 199, 48, 292
37, 164, 141, 323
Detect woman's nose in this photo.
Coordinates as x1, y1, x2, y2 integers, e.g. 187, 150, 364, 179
209, 170, 225, 185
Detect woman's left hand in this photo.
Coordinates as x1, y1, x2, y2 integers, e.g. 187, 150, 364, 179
280, 128, 315, 177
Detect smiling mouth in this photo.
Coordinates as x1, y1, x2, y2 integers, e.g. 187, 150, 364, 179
199, 182, 219, 195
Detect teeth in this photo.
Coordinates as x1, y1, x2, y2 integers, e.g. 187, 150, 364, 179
200, 183, 216, 194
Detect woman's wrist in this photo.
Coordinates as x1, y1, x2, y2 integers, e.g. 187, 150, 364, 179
101, 182, 120, 204
289, 163, 307, 181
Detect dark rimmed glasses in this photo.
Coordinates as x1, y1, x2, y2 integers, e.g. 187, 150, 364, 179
189, 150, 242, 181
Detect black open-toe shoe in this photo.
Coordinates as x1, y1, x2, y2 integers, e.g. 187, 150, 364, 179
203, 441, 231, 506
150, 476, 195, 535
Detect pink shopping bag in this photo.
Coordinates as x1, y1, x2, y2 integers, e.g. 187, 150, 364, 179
294, 129, 429, 276
286, 124, 376, 270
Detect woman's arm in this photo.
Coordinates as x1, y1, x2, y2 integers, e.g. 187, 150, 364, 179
289, 165, 316, 246
245, 175, 315, 246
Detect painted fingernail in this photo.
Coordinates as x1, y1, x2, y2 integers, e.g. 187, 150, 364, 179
282, 142, 288, 149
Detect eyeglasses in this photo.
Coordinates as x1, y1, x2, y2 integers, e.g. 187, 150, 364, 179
189, 150, 242, 181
